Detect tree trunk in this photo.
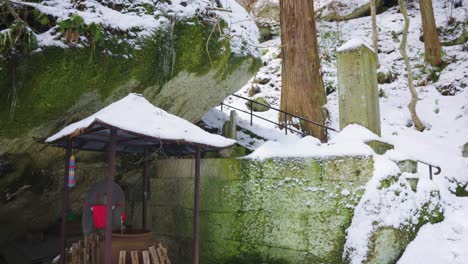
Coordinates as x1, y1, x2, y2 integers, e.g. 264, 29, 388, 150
279, 0, 328, 141
419, 0, 442, 66
398, 0, 425, 132
370, 0, 379, 67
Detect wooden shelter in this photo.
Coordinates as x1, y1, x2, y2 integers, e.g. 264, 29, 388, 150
45, 93, 235, 264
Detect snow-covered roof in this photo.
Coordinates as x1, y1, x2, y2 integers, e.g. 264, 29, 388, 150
46, 93, 235, 154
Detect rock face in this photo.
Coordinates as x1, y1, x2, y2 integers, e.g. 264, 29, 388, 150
0, 2, 261, 245
130, 156, 375, 263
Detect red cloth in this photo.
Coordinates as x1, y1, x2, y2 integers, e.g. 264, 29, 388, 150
92, 205, 107, 229
121, 212, 127, 223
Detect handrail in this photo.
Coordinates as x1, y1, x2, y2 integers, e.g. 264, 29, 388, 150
220, 94, 339, 137
417, 160, 441, 180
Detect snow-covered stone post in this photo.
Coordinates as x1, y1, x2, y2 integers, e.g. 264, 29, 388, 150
337, 38, 381, 136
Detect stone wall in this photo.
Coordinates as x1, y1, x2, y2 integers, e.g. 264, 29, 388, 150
130, 155, 374, 264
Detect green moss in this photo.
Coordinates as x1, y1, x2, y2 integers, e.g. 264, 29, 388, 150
0, 18, 258, 138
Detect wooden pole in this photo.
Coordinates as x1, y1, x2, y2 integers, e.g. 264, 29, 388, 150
60, 138, 72, 264
104, 129, 117, 264
142, 148, 149, 230
193, 147, 201, 264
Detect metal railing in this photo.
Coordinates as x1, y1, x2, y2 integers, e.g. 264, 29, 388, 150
220, 94, 441, 180
417, 160, 442, 180
220, 94, 339, 137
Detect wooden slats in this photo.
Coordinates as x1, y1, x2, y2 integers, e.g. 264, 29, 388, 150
119, 251, 127, 264
130, 251, 139, 264
70, 233, 100, 264
69, 236, 170, 264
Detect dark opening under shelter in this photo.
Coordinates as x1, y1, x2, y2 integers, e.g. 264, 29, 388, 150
45, 93, 235, 264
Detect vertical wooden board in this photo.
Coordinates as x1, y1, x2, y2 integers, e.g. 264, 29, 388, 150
130, 251, 139, 264
156, 248, 164, 264
72, 243, 79, 264
90, 239, 96, 264
78, 240, 84, 264
119, 251, 127, 264
158, 243, 171, 264
148, 246, 160, 264
142, 251, 150, 264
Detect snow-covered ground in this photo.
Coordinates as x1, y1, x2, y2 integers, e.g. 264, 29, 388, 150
204, 0, 468, 263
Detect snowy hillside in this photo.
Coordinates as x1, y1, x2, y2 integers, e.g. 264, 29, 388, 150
204, 0, 468, 263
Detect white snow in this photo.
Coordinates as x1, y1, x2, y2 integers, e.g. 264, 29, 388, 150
336, 38, 374, 53
46, 93, 236, 148
246, 125, 375, 160
398, 198, 468, 264
13, 0, 260, 57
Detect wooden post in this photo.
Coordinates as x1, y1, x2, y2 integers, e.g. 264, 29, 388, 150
104, 129, 117, 264
60, 138, 72, 264
142, 148, 149, 230
193, 147, 201, 264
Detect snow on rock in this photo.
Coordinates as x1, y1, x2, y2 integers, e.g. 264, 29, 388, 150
343, 156, 443, 264
336, 37, 374, 53
329, 124, 382, 144
246, 125, 376, 160
46, 93, 236, 148
14, 0, 260, 57
398, 198, 468, 264
216, 0, 261, 57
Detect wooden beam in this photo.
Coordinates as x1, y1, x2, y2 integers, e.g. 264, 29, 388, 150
104, 129, 117, 264
193, 147, 201, 264
142, 148, 149, 230
60, 138, 72, 264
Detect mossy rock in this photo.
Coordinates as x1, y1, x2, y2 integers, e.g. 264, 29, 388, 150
246, 97, 270, 112
0, 17, 261, 245
365, 140, 394, 155
365, 227, 411, 264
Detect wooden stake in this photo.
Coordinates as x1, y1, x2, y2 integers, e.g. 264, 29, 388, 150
142, 251, 150, 264
71, 243, 79, 264
156, 248, 164, 264
119, 251, 127, 264
148, 246, 160, 264
130, 251, 139, 264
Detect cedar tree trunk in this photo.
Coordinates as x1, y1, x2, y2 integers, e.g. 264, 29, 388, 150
419, 0, 442, 66
279, 0, 328, 141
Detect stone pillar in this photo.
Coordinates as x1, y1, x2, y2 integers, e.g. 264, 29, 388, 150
337, 38, 381, 136
222, 110, 237, 140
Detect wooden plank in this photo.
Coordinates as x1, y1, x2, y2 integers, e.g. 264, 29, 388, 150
89, 236, 96, 264
95, 233, 100, 264
78, 240, 84, 264
148, 246, 160, 264
158, 243, 171, 264
119, 251, 127, 264
142, 251, 150, 264
71, 243, 79, 264
130, 251, 139, 264
156, 248, 164, 264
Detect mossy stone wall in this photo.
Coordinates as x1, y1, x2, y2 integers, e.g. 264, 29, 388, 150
130, 156, 374, 264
